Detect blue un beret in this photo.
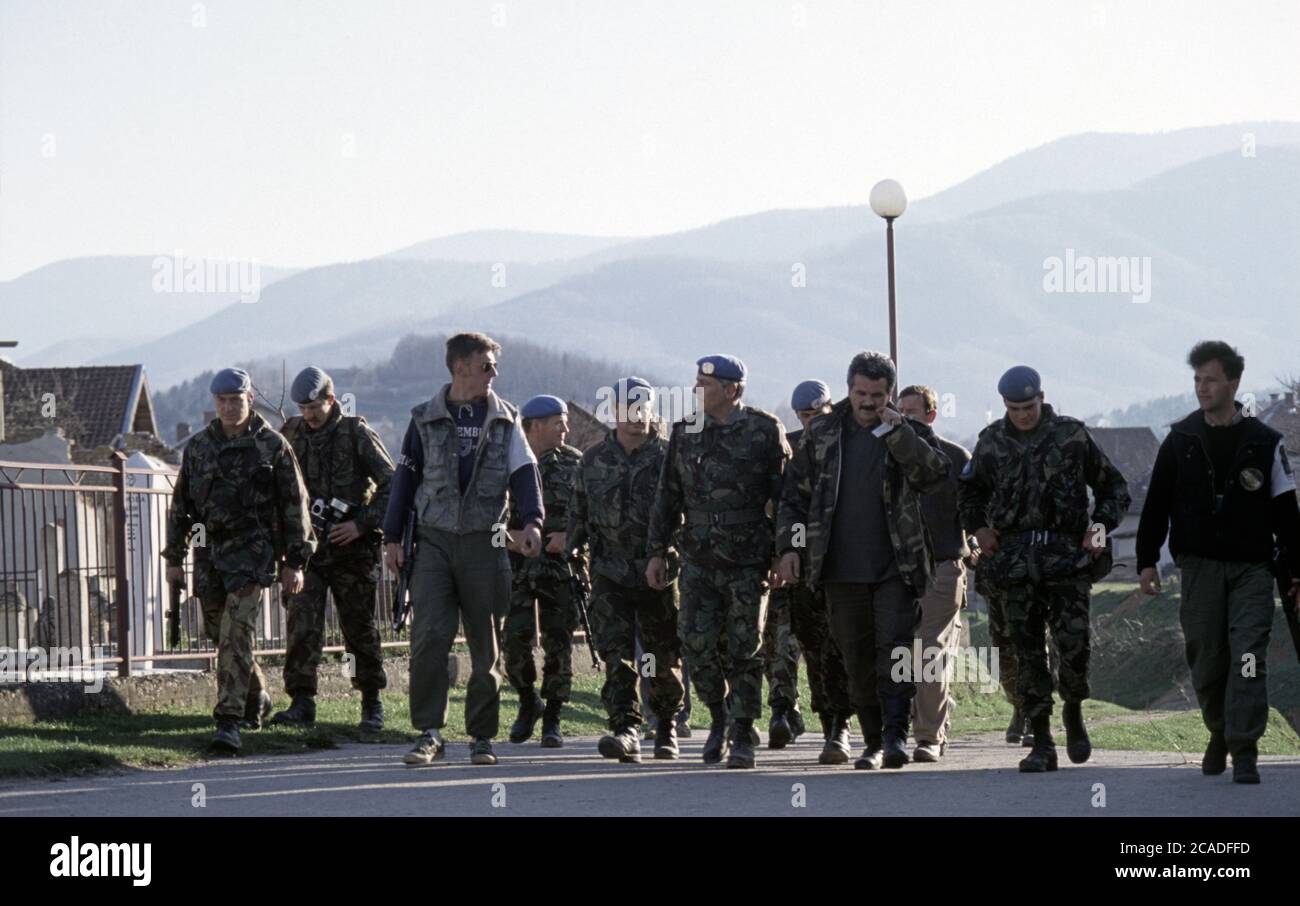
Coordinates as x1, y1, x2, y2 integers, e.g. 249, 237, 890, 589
209, 367, 252, 395
290, 366, 332, 404
611, 376, 655, 405
522, 395, 568, 419
791, 380, 831, 411
998, 365, 1042, 402
697, 354, 746, 382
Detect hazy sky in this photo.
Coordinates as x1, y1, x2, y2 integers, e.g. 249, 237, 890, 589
2, 0, 1298, 279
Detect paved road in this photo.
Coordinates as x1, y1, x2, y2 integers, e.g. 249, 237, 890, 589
3, 733, 1297, 817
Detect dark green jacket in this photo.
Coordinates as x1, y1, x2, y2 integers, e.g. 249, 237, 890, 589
164, 412, 316, 590
281, 404, 394, 561
957, 403, 1130, 585
510, 442, 582, 585
570, 425, 674, 588
775, 399, 949, 597
647, 405, 789, 569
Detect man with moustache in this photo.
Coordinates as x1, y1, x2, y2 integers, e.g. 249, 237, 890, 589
776, 353, 949, 770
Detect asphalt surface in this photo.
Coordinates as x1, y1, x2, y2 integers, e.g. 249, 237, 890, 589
2, 731, 1297, 817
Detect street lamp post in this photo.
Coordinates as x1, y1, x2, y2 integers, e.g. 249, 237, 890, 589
869, 179, 907, 397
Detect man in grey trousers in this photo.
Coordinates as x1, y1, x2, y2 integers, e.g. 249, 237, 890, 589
384, 332, 545, 766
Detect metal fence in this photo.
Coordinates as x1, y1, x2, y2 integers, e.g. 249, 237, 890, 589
1, 455, 411, 677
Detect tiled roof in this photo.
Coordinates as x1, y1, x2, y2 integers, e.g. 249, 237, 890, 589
1088, 426, 1161, 511
0, 360, 158, 449
565, 402, 607, 451
1259, 395, 1300, 458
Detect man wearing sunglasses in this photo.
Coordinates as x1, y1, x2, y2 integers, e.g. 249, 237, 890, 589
384, 332, 544, 767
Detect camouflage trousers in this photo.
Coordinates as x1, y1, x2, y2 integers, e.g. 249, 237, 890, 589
678, 560, 768, 721
761, 595, 801, 710
200, 580, 266, 722
1005, 580, 1090, 720
590, 576, 686, 729
983, 585, 1021, 706
503, 577, 576, 703
281, 554, 387, 697
985, 582, 1059, 708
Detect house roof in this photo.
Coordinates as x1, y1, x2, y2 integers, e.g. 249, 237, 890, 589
565, 402, 607, 451
0, 360, 159, 450
1258, 394, 1300, 459
1088, 426, 1161, 511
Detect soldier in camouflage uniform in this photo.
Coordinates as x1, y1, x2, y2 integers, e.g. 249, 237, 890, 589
647, 355, 789, 769
957, 366, 1129, 772
760, 602, 803, 740
570, 378, 686, 762
271, 367, 393, 732
765, 380, 853, 763
777, 355, 950, 770
164, 368, 315, 754
503, 395, 583, 748
974, 559, 1059, 748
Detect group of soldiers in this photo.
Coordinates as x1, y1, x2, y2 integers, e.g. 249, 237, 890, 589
165, 333, 1299, 784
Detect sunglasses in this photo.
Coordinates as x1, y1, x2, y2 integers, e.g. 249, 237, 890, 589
480, 360, 498, 374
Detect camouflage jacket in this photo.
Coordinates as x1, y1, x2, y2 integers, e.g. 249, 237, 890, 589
957, 403, 1131, 586
281, 405, 394, 563
570, 425, 677, 588
775, 400, 950, 597
647, 404, 789, 569
510, 442, 582, 585
163, 412, 316, 591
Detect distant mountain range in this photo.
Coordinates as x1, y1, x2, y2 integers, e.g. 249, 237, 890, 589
7, 121, 1299, 440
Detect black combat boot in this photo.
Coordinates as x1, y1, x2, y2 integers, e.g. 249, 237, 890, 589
540, 699, 564, 748
1232, 741, 1260, 784
1202, 732, 1228, 776
881, 696, 911, 769
359, 690, 384, 732
854, 705, 884, 770
508, 687, 543, 744
1005, 705, 1023, 744
1018, 715, 1057, 773
1062, 700, 1091, 764
768, 704, 793, 749
819, 714, 852, 765
653, 716, 679, 760
598, 722, 642, 763
1022, 712, 1035, 748
241, 689, 273, 730
789, 706, 806, 739
210, 719, 242, 754
726, 718, 756, 769
271, 694, 316, 726
702, 700, 730, 764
